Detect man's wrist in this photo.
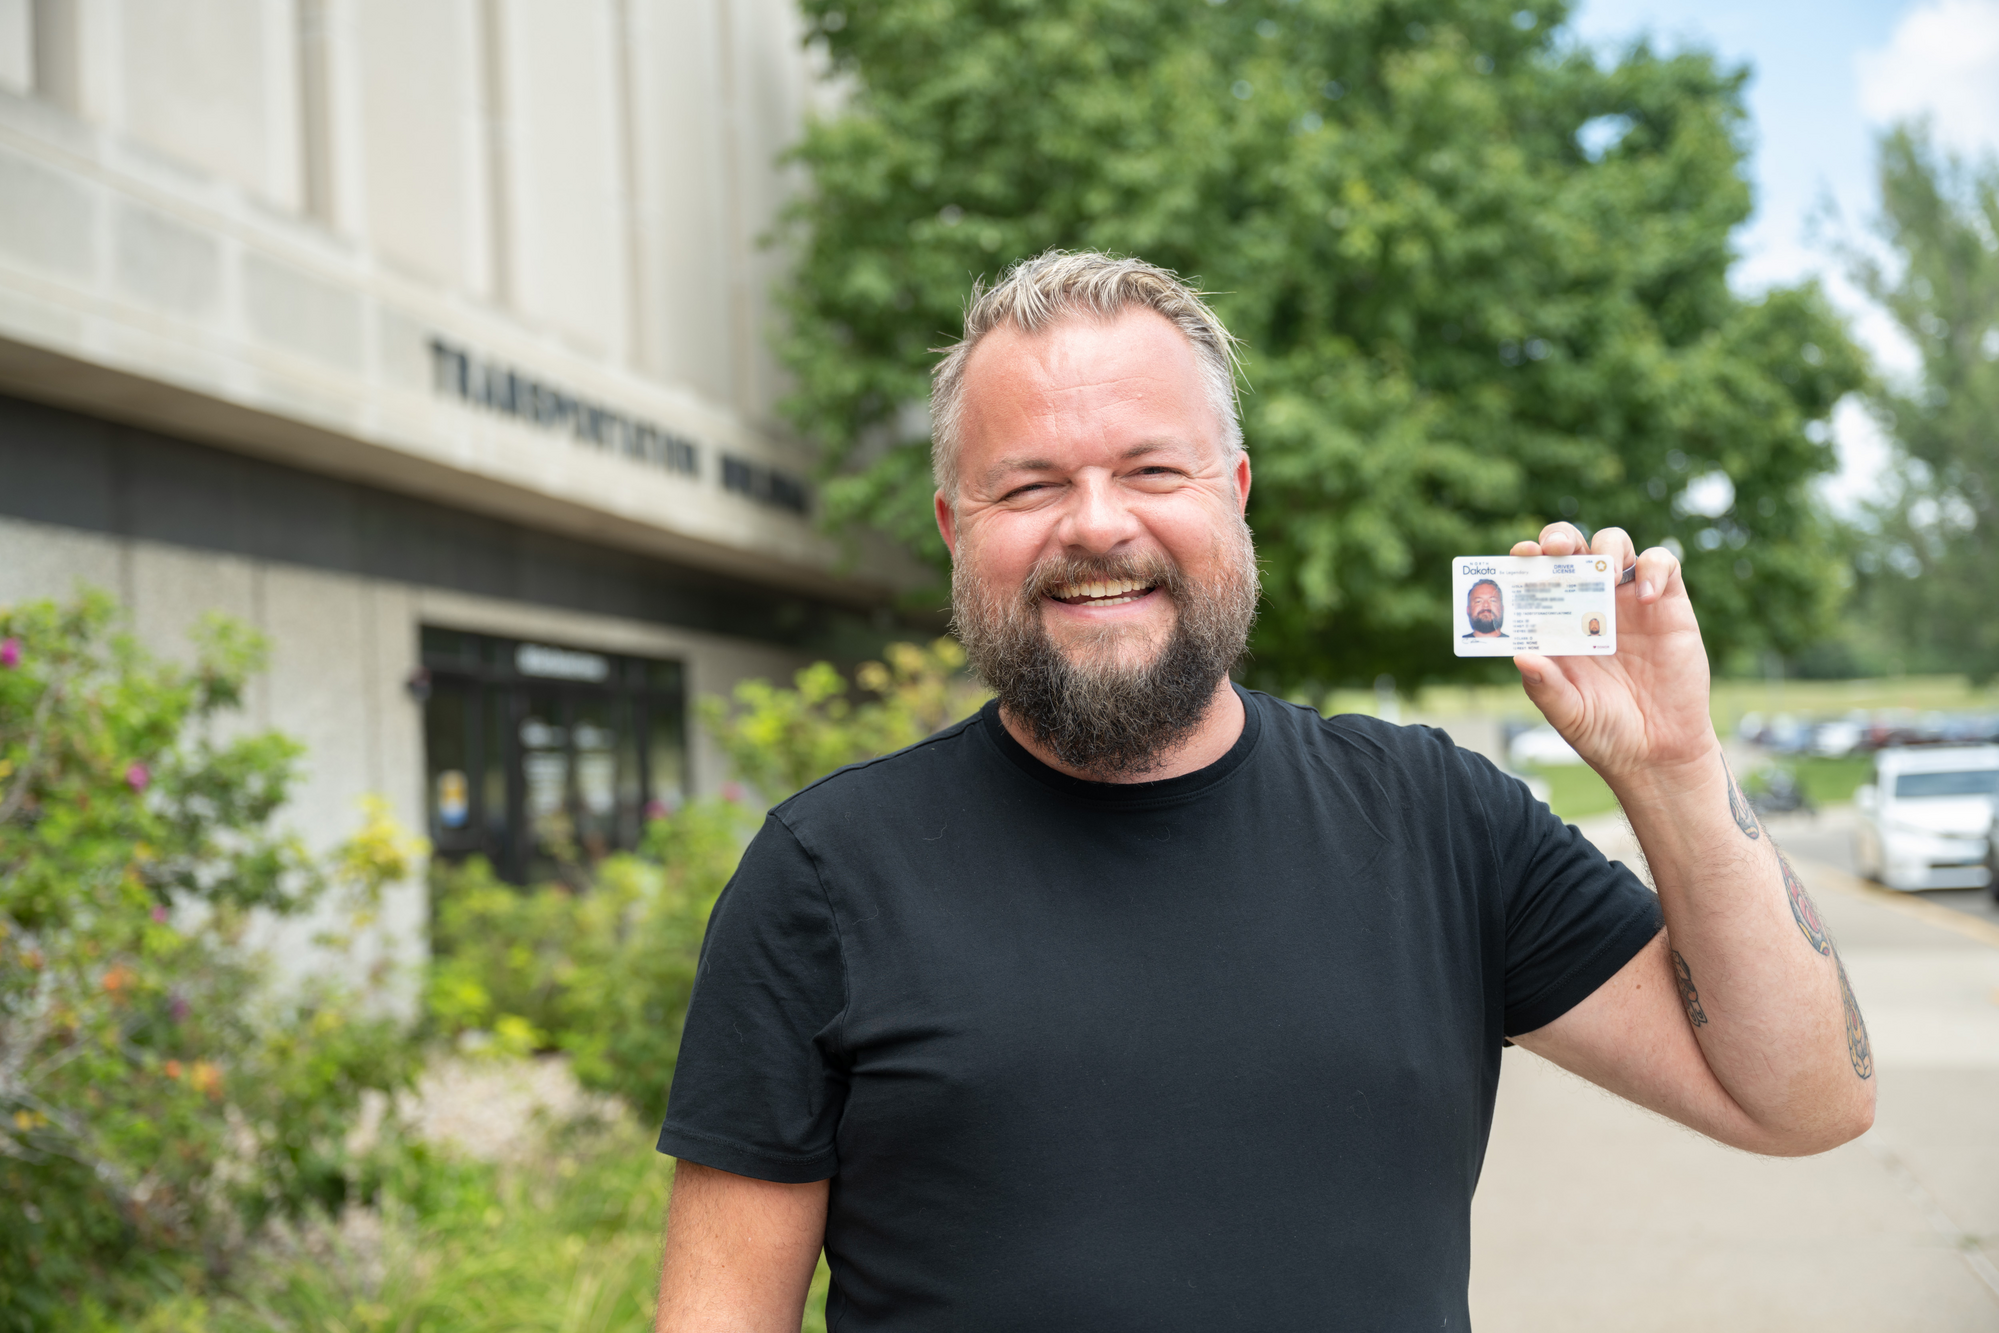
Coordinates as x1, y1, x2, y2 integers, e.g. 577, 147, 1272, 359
1599, 738, 1725, 811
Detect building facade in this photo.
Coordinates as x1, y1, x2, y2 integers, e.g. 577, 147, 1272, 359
0, 1, 919, 981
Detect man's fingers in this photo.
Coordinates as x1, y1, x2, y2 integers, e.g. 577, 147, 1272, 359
1588, 526, 1637, 572
1509, 539, 1541, 556
1536, 522, 1589, 556
1632, 544, 1683, 604
1515, 653, 1581, 730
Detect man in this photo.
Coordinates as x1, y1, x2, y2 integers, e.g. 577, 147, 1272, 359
653, 252, 1873, 1331
1464, 578, 1507, 638
1587, 615, 1604, 636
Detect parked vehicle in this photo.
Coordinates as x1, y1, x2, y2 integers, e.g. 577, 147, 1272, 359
1508, 723, 1584, 768
1853, 745, 1999, 892
1747, 766, 1815, 818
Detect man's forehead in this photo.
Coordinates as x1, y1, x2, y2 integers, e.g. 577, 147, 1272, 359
957, 308, 1221, 471
961, 310, 1209, 419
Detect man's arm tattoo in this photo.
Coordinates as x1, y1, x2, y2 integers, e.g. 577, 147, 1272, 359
1836, 955, 1873, 1080
1778, 850, 1834, 956
1724, 757, 1760, 840
1671, 950, 1709, 1028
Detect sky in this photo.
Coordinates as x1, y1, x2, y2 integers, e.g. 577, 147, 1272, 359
1564, 0, 1999, 514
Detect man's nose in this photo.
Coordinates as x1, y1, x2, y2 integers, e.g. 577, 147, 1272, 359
1055, 472, 1142, 554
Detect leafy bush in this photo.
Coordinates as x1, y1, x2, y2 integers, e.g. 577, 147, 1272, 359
700, 638, 986, 801
0, 592, 421, 1330
426, 799, 747, 1122
209, 1104, 834, 1333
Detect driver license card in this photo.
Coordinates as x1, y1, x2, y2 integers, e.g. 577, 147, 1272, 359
1452, 556, 1617, 657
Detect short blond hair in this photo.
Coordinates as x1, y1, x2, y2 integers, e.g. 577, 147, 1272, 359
929, 250, 1244, 500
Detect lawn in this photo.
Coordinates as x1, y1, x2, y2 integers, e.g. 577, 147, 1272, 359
1520, 763, 1622, 823
1749, 755, 1875, 807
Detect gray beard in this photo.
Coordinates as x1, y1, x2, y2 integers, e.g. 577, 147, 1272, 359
949, 519, 1260, 780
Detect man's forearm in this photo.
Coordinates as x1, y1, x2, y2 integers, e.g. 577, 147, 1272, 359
655, 1162, 828, 1333
1612, 745, 1874, 1149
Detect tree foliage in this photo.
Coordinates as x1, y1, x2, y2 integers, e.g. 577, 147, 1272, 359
1847, 125, 1999, 678
778, 0, 1864, 687
0, 592, 420, 1329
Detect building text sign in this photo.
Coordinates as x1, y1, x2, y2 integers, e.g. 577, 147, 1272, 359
427, 337, 810, 515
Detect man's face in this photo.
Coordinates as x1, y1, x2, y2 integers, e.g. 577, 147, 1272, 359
1468, 582, 1504, 635
935, 308, 1257, 775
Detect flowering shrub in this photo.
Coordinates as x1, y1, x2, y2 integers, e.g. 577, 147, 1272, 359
699, 638, 986, 802
425, 798, 747, 1122
0, 592, 420, 1329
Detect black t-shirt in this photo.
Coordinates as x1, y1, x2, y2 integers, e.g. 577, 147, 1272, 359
659, 688, 1661, 1331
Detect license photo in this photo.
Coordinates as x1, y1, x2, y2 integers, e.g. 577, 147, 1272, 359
1452, 556, 1618, 658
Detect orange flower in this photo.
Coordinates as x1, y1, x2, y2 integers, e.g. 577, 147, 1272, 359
100, 963, 135, 999
163, 1059, 183, 1080
189, 1061, 223, 1099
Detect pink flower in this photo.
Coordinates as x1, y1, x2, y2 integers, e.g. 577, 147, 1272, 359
125, 763, 150, 792
151, 904, 169, 924
0, 638, 18, 668
720, 782, 745, 804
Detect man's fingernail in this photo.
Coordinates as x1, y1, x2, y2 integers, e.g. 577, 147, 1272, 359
1520, 669, 1541, 685
1638, 580, 1655, 599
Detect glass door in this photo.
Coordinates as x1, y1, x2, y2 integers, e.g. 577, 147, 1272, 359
419, 627, 687, 884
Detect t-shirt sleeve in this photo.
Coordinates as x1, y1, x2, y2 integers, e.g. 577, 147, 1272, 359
1458, 748, 1664, 1036
656, 813, 848, 1182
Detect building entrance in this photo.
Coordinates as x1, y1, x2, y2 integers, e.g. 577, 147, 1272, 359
419, 627, 687, 884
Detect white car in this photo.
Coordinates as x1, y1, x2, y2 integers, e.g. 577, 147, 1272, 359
1853, 745, 1999, 891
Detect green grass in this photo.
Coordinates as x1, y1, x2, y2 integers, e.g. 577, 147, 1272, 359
1521, 764, 1622, 823
1749, 755, 1874, 807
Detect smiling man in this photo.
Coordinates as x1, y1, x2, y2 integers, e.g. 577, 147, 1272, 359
652, 251, 1874, 1332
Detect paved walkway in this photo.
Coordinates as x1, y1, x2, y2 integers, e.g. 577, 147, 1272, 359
1470, 807, 1999, 1331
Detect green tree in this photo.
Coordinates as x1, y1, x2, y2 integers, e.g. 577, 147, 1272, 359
1846, 125, 1999, 679
778, 0, 1863, 688
0, 592, 418, 1329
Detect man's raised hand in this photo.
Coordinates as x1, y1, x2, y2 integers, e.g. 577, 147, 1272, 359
1507, 522, 1717, 801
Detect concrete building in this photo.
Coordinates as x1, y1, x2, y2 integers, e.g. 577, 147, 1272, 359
0, 1, 917, 979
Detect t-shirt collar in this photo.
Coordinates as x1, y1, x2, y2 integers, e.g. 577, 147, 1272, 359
977, 682, 1263, 805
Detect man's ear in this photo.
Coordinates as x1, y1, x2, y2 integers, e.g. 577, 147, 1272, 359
1233, 451, 1252, 514
935, 490, 958, 557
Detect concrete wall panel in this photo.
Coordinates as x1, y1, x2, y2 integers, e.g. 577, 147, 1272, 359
113, 204, 221, 317
499, 0, 625, 359
0, 514, 124, 606
245, 253, 364, 371
635, 0, 733, 404
0, 0, 30, 95
0, 146, 94, 278
119, 0, 298, 209
351, 0, 479, 289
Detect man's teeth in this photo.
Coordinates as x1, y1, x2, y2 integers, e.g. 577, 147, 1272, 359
1053, 577, 1152, 605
